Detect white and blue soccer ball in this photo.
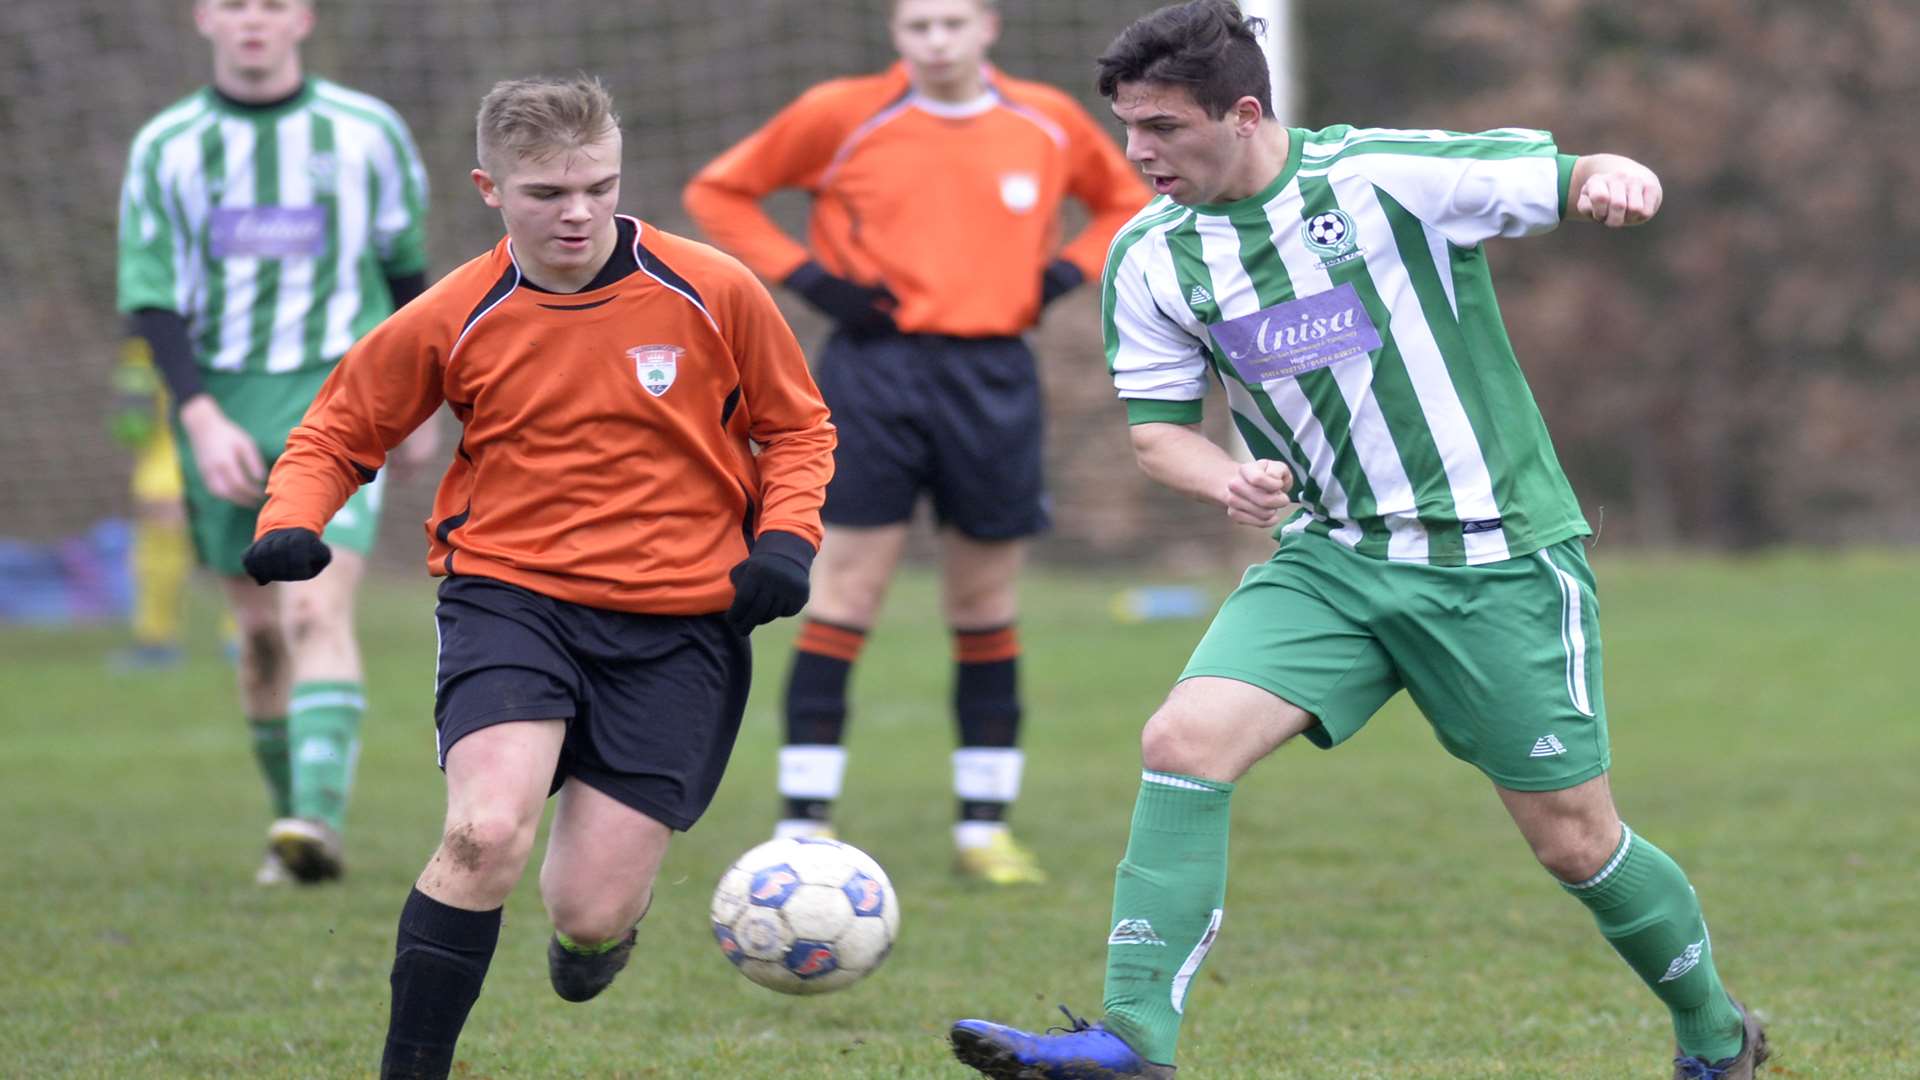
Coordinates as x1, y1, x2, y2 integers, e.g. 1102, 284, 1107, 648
710, 836, 899, 995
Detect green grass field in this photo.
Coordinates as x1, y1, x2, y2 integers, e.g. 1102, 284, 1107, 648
2, 551, 1916, 1078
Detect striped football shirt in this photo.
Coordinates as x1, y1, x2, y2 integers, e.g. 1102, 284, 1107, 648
1102, 125, 1590, 567
117, 78, 428, 375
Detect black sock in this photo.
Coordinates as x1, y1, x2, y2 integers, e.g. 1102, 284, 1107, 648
953, 625, 1020, 748
783, 621, 865, 821
954, 625, 1021, 825
958, 797, 1009, 823
380, 888, 502, 1080
785, 620, 865, 744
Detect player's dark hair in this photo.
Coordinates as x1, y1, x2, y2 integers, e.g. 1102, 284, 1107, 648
1096, 0, 1273, 121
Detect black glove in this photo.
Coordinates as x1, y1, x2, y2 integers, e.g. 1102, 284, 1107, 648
1040, 258, 1086, 308
724, 530, 815, 635
784, 261, 898, 337
242, 527, 333, 585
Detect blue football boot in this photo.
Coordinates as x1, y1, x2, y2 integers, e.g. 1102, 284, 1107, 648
1672, 998, 1770, 1079
949, 1006, 1173, 1079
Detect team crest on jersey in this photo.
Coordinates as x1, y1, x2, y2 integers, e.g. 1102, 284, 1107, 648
628, 344, 684, 397
999, 171, 1040, 213
1301, 209, 1363, 267
306, 152, 339, 195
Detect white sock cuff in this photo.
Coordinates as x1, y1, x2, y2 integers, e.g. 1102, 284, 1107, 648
778, 744, 846, 800
953, 820, 1008, 850
953, 747, 1024, 802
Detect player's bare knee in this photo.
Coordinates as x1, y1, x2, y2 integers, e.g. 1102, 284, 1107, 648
236, 626, 287, 690
944, 591, 1015, 630
282, 592, 344, 650
1139, 707, 1205, 775
549, 893, 646, 948
439, 814, 536, 886
820, 579, 889, 625
1532, 826, 1618, 883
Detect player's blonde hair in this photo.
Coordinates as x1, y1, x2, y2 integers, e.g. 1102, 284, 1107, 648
475, 75, 620, 176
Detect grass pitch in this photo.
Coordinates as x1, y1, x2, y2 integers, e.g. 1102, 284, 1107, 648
1, 551, 1915, 1078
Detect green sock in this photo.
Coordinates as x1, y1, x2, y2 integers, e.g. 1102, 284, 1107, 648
1564, 824, 1745, 1062
555, 929, 629, 956
288, 680, 365, 833
1101, 770, 1233, 1066
247, 716, 292, 819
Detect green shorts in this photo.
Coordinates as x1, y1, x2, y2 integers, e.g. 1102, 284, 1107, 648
174, 368, 384, 576
1182, 531, 1608, 791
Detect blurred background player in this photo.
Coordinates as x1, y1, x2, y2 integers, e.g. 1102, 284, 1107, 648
949, 4, 1766, 1079
115, 0, 435, 885
684, 0, 1148, 885
244, 75, 835, 1079
107, 337, 191, 671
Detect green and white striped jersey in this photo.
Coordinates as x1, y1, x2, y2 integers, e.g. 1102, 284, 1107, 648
117, 79, 429, 375
1102, 125, 1590, 567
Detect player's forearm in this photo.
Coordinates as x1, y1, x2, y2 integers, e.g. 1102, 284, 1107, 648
129, 308, 205, 407
682, 179, 810, 282
1061, 196, 1152, 278
1129, 421, 1243, 509
256, 426, 373, 538
748, 421, 836, 551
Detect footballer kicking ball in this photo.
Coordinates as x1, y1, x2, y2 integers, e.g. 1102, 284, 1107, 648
710, 836, 900, 995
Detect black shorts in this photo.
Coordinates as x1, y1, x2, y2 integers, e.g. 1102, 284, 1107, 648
431, 576, 751, 832
814, 330, 1050, 540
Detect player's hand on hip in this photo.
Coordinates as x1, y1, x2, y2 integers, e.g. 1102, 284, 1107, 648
1039, 258, 1086, 308
242, 527, 332, 586
178, 394, 267, 506
1225, 458, 1294, 528
784, 261, 898, 337
1576, 169, 1662, 227
724, 531, 815, 636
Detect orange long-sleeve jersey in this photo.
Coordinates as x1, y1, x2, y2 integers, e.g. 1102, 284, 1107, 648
683, 62, 1149, 338
257, 215, 836, 615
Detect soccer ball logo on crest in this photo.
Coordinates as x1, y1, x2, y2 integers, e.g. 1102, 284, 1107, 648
710, 836, 900, 995
1302, 210, 1355, 253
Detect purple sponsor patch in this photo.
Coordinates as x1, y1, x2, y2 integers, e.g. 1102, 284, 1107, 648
1206, 282, 1382, 384
210, 206, 326, 259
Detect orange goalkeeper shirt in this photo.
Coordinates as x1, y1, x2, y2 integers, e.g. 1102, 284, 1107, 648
256, 215, 836, 615
684, 62, 1148, 338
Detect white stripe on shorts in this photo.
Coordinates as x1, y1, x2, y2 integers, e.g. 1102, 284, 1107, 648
1536, 549, 1595, 717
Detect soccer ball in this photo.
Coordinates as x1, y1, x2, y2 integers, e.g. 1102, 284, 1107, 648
710, 836, 900, 995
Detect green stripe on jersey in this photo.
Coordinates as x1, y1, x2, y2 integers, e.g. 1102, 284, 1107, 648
245, 113, 284, 374
1099, 125, 1591, 566
301, 112, 339, 366
195, 120, 229, 365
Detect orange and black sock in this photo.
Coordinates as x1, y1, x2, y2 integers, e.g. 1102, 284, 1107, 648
779, 620, 867, 823
953, 624, 1021, 825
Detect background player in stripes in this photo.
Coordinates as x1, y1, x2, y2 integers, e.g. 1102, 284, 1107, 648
684, 0, 1148, 886
949, 3, 1768, 1078
116, 0, 437, 884
244, 75, 835, 1079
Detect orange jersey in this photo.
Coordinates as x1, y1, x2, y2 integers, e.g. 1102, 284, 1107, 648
684, 62, 1149, 338
257, 216, 836, 615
